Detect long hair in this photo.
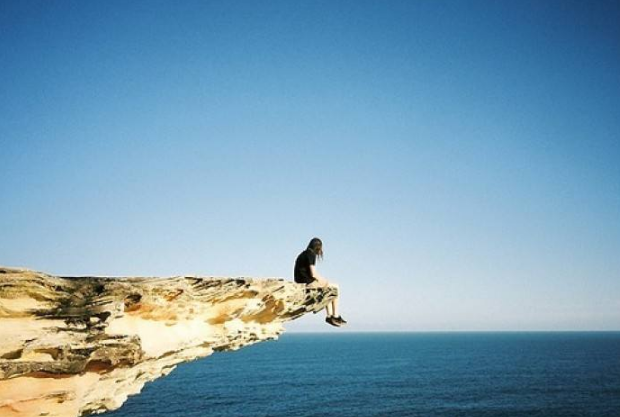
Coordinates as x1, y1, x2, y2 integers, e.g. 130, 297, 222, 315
307, 237, 324, 260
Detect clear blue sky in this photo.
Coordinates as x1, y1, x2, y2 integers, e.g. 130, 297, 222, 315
1, 0, 619, 331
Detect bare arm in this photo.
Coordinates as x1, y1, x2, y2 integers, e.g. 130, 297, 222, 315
309, 265, 328, 285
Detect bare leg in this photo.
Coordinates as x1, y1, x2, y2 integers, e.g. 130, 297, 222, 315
309, 278, 341, 318
325, 302, 334, 317
326, 282, 340, 317
320, 279, 335, 317
331, 297, 339, 317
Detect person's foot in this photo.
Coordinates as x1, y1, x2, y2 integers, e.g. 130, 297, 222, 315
334, 316, 347, 325
325, 316, 341, 327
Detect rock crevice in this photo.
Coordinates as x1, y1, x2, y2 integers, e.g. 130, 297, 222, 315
0, 267, 336, 417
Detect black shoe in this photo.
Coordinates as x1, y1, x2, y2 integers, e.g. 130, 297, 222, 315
325, 316, 341, 327
334, 316, 347, 325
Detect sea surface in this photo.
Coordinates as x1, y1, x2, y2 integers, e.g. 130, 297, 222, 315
108, 332, 620, 417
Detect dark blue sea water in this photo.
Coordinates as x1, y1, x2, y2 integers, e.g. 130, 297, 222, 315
108, 332, 620, 417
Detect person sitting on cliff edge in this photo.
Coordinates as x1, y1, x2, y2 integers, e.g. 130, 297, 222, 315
294, 237, 347, 327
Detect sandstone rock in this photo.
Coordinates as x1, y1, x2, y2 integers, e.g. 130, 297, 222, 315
0, 267, 337, 417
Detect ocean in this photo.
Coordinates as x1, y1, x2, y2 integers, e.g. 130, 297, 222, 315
108, 332, 620, 417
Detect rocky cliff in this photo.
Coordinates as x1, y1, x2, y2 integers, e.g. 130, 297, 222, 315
0, 267, 336, 417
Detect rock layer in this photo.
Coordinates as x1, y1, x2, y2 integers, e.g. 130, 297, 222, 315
0, 267, 336, 417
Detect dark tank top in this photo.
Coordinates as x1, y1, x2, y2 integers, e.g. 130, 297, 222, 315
294, 249, 317, 284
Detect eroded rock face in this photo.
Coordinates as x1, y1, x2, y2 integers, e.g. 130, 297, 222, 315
0, 267, 336, 417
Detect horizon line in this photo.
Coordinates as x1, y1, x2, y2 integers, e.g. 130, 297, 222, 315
285, 329, 620, 334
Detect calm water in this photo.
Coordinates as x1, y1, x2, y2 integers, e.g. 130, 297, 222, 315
108, 332, 620, 417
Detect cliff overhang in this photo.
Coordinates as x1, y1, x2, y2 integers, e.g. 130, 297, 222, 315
0, 267, 337, 417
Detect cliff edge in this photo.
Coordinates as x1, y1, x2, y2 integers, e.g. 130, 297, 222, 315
0, 267, 337, 417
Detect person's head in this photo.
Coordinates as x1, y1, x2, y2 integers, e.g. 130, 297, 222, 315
306, 237, 324, 260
